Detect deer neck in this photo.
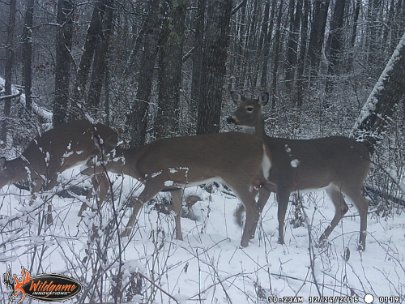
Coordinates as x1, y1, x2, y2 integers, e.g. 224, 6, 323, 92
255, 112, 266, 139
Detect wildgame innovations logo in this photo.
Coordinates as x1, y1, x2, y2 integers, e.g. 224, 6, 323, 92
3, 266, 82, 303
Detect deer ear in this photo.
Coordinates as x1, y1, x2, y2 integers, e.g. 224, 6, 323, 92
230, 91, 242, 105
258, 92, 269, 106
0, 157, 6, 169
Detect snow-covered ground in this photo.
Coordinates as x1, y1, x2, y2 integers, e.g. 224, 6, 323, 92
0, 169, 404, 303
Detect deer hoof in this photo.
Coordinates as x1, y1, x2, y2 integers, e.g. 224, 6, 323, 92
240, 239, 249, 248
357, 243, 365, 251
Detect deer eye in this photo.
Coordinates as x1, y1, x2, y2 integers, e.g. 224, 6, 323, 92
245, 106, 254, 113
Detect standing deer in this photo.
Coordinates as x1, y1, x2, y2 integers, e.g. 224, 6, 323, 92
227, 92, 371, 250
81, 132, 271, 247
0, 120, 118, 223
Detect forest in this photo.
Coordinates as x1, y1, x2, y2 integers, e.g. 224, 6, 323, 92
0, 0, 405, 303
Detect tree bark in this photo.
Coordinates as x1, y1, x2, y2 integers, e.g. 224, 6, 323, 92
53, 0, 74, 126
71, 0, 107, 118
270, 1, 284, 108
296, 0, 310, 106
22, 0, 35, 113
196, 0, 232, 135
190, 0, 206, 133
155, 0, 187, 139
285, 0, 302, 92
260, 0, 276, 88
352, 32, 405, 151
325, 0, 346, 96
86, 0, 114, 114
308, 0, 330, 80
1, 0, 17, 145
128, 0, 161, 147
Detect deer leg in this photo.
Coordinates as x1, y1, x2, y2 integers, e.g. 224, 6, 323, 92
234, 188, 270, 229
233, 187, 259, 247
249, 188, 271, 238
277, 189, 290, 244
170, 189, 184, 241
343, 187, 368, 251
121, 178, 163, 237
319, 186, 348, 246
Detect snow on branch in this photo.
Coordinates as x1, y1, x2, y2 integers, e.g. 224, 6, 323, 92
0, 77, 52, 122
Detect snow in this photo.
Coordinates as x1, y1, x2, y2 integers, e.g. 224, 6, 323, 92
0, 169, 404, 303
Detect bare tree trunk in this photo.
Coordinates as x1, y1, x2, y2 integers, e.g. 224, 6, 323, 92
71, 0, 107, 118
285, 0, 302, 93
325, 0, 346, 98
87, 0, 114, 114
260, 0, 276, 88
190, 0, 206, 133
296, 0, 309, 106
128, 0, 161, 147
22, 0, 35, 113
196, 0, 232, 135
348, 0, 361, 69
53, 0, 74, 126
1, 0, 17, 145
155, 0, 187, 139
270, 1, 284, 109
352, 31, 405, 151
308, 0, 330, 80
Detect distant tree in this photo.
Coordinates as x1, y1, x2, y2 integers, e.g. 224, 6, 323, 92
308, 0, 330, 80
270, 0, 284, 108
352, 32, 405, 151
196, 0, 232, 134
1, 0, 17, 145
53, 0, 74, 126
296, 0, 309, 106
190, 0, 206, 133
155, 0, 187, 139
22, 0, 35, 113
71, 0, 108, 118
285, 0, 301, 93
127, 0, 161, 146
86, 0, 114, 115
260, 0, 276, 88
325, 0, 346, 98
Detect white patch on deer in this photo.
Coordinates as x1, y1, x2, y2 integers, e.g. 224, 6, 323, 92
261, 144, 271, 180
290, 159, 300, 168
67, 141, 72, 150
164, 180, 174, 187
45, 152, 51, 166
63, 151, 74, 158
150, 171, 162, 178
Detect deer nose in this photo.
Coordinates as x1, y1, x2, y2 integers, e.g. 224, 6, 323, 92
226, 116, 238, 124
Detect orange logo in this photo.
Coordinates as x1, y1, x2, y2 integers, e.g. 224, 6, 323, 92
3, 267, 82, 303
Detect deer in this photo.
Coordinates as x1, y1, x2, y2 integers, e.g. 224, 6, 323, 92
227, 92, 371, 250
0, 120, 118, 224
81, 132, 272, 247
